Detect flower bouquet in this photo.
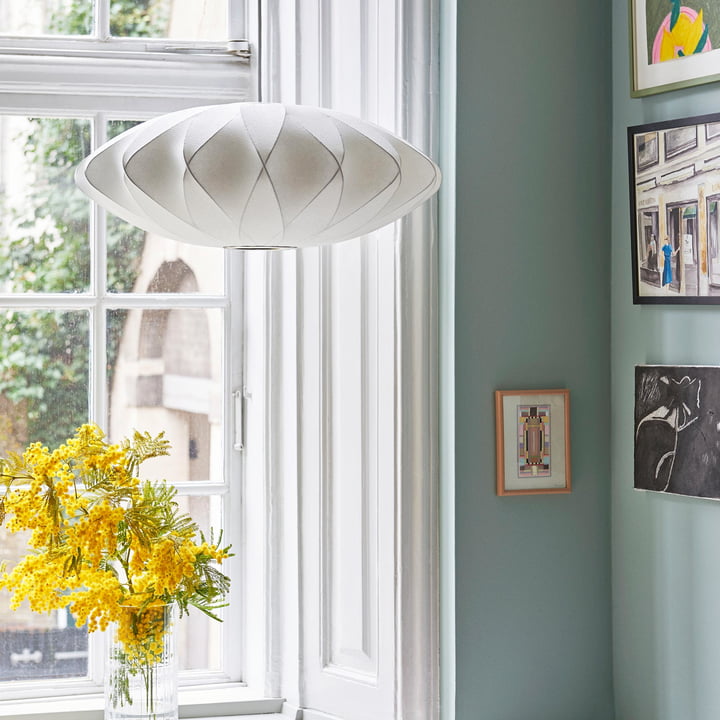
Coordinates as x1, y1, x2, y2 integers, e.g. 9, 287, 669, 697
0, 423, 231, 719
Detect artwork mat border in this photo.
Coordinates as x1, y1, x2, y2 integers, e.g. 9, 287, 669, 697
630, 0, 720, 97
495, 389, 571, 497
627, 110, 720, 305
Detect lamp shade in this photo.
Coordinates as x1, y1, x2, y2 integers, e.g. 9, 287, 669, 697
75, 103, 441, 249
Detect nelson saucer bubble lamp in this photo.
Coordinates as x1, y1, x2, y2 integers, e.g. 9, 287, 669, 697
75, 102, 441, 249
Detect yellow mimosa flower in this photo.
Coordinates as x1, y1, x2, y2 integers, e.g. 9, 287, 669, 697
0, 423, 232, 669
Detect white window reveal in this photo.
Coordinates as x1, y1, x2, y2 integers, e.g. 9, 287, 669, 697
257, 1, 441, 719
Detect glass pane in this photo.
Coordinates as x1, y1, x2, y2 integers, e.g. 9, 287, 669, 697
105, 119, 224, 295
107, 308, 223, 483
0, 310, 89, 450
0, 529, 89, 681
107, 305, 225, 672
0, 116, 91, 294
175, 495, 224, 672
0, 309, 90, 683
0, 0, 93, 36
111, 0, 227, 40
105, 121, 145, 294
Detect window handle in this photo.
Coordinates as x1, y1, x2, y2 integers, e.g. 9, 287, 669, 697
233, 389, 246, 451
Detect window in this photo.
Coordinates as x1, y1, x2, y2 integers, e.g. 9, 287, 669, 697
0, 0, 254, 713
0, 111, 232, 685
0, 1, 441, 718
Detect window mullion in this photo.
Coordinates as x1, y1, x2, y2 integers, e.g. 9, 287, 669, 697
95, 0, 110, 41
88, 111, 107, 688
90, 113, 107, 428
228, 0, 248, 41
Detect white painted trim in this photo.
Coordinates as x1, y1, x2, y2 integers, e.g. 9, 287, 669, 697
0, 686, 282, 720
302, 711, 343, 720
241, 250, 272, 697
438, 0, 457, 718
394, 0, 441, 717
0, 54, 252, 103
257, 1, 440, 718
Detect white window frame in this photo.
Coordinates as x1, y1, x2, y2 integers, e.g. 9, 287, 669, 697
0, 0, 443, 717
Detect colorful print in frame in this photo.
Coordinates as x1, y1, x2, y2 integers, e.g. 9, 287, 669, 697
495, 389, 571, 496
631, 0, 720, 96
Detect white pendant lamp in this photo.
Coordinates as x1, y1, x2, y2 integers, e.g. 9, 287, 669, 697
75, 102, 441, 249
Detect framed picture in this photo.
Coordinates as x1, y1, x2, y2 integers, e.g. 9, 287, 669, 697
628, 112, 720, 304
635, 364, 720, 499
494, 389, 571, 496
631, 0, 720, 96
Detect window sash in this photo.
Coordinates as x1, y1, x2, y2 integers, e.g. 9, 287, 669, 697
0, 114, 241, 698
0, 0, 254, 106
0, 0, 254, 695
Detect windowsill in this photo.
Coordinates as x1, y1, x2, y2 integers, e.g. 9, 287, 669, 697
0, 684, 283, 720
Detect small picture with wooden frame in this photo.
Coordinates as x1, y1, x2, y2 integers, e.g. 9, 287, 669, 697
495, 389, 571, 496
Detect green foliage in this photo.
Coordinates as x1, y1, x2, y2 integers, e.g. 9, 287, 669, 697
0, 309, 89, 449
110, 0, 169, 37
47, 0, 170, 38
47, 0, 92, 35
122, 429, 172, 476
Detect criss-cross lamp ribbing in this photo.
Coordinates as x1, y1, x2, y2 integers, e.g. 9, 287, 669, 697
75, 102, 441, 249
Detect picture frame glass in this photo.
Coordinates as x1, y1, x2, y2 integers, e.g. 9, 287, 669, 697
628, 111, 720, 304
495, 389, 571, 496
632, 0, 720, 96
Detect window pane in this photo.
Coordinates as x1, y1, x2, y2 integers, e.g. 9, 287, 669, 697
132, 242, 225, 294
106, 117, 225, 295
0, 309, 90, 682
107, 306, 225, 673
0, 116, 91, 294
175, 495, 224, 672
111, 0, 227, 40
0, 0, 93, 36
105, 121, 145, 294
106, 217, 225, 296
0, 527, 89, 681
0, 310, 89, 450
108, 307, 223, 467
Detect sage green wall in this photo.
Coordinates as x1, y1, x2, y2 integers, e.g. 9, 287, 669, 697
455, 1, 614, 718
611, 3, 720, 720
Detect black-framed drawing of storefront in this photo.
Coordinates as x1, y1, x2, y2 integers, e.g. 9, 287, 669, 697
629, 112, 720, 304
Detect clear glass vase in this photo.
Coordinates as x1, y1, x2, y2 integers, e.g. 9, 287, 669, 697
105, 604, 178, 720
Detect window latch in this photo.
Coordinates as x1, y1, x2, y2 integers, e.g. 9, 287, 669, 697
227, 40, 251, 58
147, 40, 251, 59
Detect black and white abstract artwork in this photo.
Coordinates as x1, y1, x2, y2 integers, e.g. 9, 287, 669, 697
635, 365, 720, 499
